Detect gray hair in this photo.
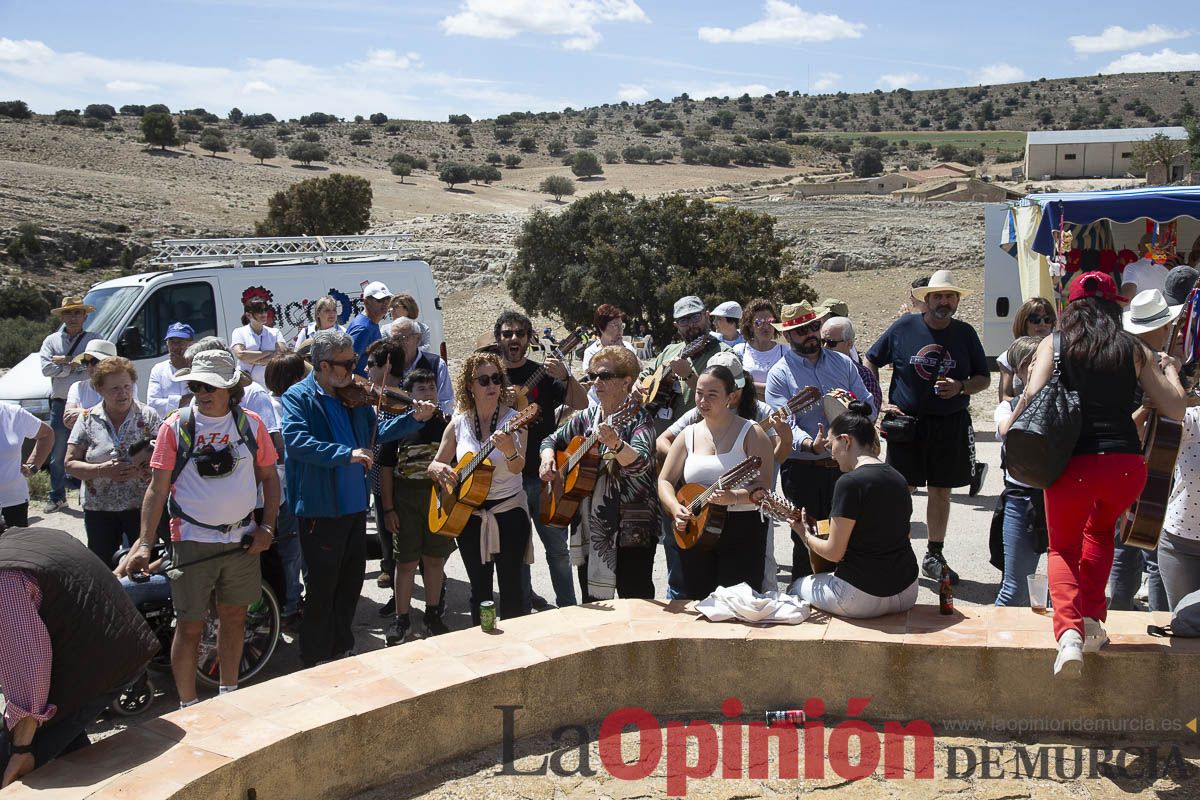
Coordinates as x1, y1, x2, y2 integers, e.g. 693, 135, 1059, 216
184, 335, 229, 361
821, 316, 855, 345
311, 329, 354, 366
391, 316, 418, 336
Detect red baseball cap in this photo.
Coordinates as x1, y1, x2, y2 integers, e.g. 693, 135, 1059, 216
1068, 271, 1129, 305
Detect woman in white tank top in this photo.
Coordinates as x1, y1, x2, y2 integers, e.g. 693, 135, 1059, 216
657, 356, 774, 599
429, 351, 530, 623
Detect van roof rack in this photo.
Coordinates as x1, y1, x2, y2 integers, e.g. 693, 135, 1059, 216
150, 234, 417, 267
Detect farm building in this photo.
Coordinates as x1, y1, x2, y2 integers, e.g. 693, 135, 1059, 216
892, 177, 1025, 203
1024, 127, 1189, 180
793, 172, 918, 198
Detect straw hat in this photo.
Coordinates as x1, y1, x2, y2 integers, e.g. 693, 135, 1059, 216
1122, 289, 1183, 335
51, 296, 95, 316
911, 270, 971, 300
773, 301, 829, 332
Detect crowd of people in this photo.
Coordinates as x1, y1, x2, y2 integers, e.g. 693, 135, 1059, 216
3, 261, 1199, 782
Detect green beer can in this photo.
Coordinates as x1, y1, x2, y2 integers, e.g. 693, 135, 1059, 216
480, 600, 496, 631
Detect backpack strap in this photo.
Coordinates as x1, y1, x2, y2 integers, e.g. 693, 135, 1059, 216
165, 404, 258, 534
169, 406, 195, 487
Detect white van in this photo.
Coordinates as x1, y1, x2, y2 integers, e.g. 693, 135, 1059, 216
982, 203, 1022, 360
0, 235, 444, 417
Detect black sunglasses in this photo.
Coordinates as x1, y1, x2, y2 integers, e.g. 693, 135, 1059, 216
1026, 315, 1055, 325
322, 358, 358, 372
80, 357, 99, 367
475, 373, 503, 387
186, 381, 217, 394
499, 329, 529, 339
792, 321, 821, 335
821, 338, 844, 347
586, 371, 622, 382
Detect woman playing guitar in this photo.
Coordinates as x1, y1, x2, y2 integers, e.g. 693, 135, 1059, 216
539, 346, 660, 601
427, 352, 530, 623
657, 361, 773, 599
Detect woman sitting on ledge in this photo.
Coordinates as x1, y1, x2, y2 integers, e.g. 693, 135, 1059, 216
776, 400, 919, 618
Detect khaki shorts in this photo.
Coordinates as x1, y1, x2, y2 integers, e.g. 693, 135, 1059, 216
392, 480, 457, 563
169, 539, 263, 621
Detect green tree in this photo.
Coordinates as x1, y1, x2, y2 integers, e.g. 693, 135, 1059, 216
146, 103, 170, 114
504, 154, 522, 168
494, 126, 515, 144
518, 135, 537, 153
369, 112, 388, 126
389, 152, 428, 171
198, 127, 228, 156
573, 129, 598, 147
228, 107, 243, 123
349, 128, 371, 144
391, 161, 412, 183
301, 130, 320, 142
851, 147, 883, 177
507, 191, 813, 344
539, 175, 575, 201
178, 115, 202, 133
84, 103, 116, 121
249, 136, 277, 164
470, 164, 502, 185
119, 104, 146, 116
255, 173, 372, 236
0, 100, 32, 119
141, 111, 178, 150
448, 113, 472, 125
53, 109, 82, 126
571, 150, 603, 178
935, 143, 959, 162
286, 141, 329, 166
547, 139, 567, 156
1130, 133, 1190, 176
438, 161, 471, 189
485, 152, 503, 164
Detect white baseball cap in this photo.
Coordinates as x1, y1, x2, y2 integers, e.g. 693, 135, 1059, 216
712, 301, 742, 320
361, 281, 392, 300
706, 351, 746, 388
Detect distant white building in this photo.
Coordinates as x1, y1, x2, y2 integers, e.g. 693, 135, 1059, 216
1024, 127, 1189, 180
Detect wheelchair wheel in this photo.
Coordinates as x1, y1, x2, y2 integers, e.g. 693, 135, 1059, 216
110, 671, 156, 716
195, 581, 281, 688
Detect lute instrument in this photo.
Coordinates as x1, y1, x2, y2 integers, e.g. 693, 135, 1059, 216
428, 404, 540, 538
674, 455, 762, 551
755, 490, 837, 574
756, 386, 822, 432
512, 328, 589, 411
540, 394, 644, 526
640, 334, 714, 413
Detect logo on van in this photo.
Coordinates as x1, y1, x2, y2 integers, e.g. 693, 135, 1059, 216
239, 286, 361, 338
241, 286, 278, 326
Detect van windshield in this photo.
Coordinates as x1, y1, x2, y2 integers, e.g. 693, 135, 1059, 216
82, 286, 142, 340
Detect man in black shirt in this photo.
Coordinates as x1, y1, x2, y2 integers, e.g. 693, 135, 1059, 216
865, 271, 990, 584
495, 311, 587, 609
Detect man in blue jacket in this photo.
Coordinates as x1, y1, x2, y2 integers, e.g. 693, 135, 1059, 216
281, 330, 437, 666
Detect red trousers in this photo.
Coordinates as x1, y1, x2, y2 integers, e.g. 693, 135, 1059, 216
1043, 453, 1146, 640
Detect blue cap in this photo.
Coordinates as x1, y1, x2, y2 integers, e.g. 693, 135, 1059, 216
164, 322, 195, 341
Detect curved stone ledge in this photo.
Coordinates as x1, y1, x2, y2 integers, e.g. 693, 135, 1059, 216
4, 602, 1196, 799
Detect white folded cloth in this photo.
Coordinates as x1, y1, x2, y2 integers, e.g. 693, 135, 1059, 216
696, 582, 812, 624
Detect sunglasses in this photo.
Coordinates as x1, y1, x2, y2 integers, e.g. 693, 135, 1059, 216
186, 381, 217, 394
586, 371, 622, 382
1026, 315, 1055, 325
821, 338, 844, 347
323, 358, 358, 372
475, 373, 504, 387
753, 318, 777, 327
791, 321, 821, 335
499, 329, 529, 339
80, 357, 99, 367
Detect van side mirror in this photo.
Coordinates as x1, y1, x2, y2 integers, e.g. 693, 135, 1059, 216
116, 327, 145, 359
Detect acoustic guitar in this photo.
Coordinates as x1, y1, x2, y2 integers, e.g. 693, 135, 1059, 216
674, 455, 762, 551
540, 394, 644, 526
1121, 280, 1200, 550
512, 328, 589, 411
755, 490, 837, 574
428, 404, 540, 538
756, 386, 822, 432
640, 334, 714, 414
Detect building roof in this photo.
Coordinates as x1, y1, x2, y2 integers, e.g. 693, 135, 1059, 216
1026, 127, 1188, 146
903, 166, 968, 182
892, 177, 1025, 199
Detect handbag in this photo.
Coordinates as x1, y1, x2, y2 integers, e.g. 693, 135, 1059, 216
1004, 333, 1081, 489
880, 345, 948, 444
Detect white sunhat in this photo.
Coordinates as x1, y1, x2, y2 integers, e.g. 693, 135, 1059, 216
1122, 289, 1183, 335
172, 349, 243, 390
72, 339, 117, 364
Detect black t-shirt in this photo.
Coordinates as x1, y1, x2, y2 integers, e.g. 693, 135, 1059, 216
377, 417, 448, 480
865, 314, 988, 417
829, 463, 918, 597
504, 360, 567, 478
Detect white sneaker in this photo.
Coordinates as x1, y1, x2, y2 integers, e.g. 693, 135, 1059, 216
1083, 617, 1108, 652
1134, 575, 1149, 603
1054, 629, 1083, 677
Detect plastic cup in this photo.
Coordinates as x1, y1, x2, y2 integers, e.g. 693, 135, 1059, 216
1027, 573, 1048, 613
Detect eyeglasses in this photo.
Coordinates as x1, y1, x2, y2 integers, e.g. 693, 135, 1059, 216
186, 381, 217, 394
1026, 315, 1054, 325
586, 371, 623, 382
675, 312, 704, 325
499, 329, 529, 339
323, 358, 358, 372
475, 373, 504, 387
821, 339, 844, 347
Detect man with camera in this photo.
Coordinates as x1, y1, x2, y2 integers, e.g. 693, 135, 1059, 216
127, 348, 279, 707
865, 270, 989, 584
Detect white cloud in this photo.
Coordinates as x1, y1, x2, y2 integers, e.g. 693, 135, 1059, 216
1102, 48, 1200, 73
105, 79, 157, 92
1069, 24, 1190, 55
972, 63, 1026, 85
698, 0, 864, 44
0, 37, 567, 120
812, 71, 839, 91
878, 72, 923, 89
617, 83, 650, 102
440, 0, 649, 51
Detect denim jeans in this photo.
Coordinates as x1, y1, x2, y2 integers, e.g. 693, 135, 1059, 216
276, 498, 304, 616
1108, 529, 1168, 611
48, 398, 69, 503
120, 573, 172, 608
521, 474, 576, 608
792, 574, 919, 619
661, 513, 686, 600
1158, 531, 1200, 611
994, 493, 1043, 607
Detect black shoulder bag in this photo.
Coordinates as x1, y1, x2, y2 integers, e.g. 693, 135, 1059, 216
880, 347, 947, 444
1003, 332, 1081, 489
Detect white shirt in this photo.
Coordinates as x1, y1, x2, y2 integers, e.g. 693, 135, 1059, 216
0, 405, 43, 507
453, 408, 523, 500
231, 324, 284, 386
1121, 258, 1168, 296
147, 359, 190, 419
293, 322, 346, 351
1165, 406, 1200, 541
66, 379, 101, 411
733, 342, 786, 386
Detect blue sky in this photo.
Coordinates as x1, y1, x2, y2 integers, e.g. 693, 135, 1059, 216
2, 1, 1199, 121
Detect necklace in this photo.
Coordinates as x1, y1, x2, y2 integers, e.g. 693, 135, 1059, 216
474, 405, 500, 443
705, 414, 739, 454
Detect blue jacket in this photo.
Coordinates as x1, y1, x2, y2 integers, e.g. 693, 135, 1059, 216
280, 373, 423, 518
